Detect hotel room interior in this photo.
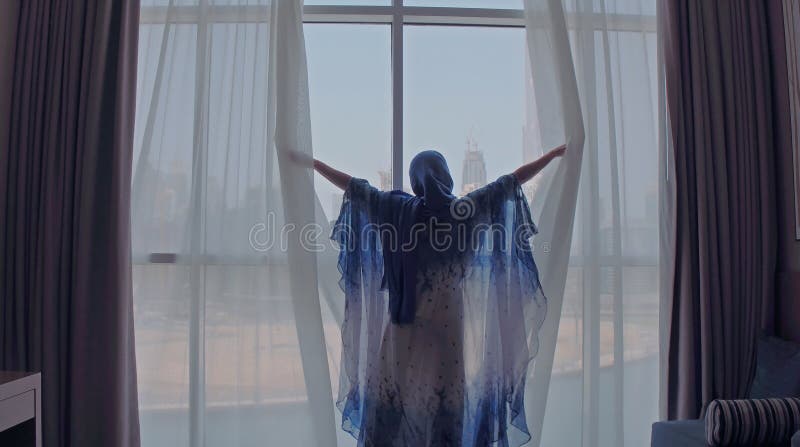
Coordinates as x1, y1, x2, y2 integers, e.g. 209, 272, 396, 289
1, 0, 800, 446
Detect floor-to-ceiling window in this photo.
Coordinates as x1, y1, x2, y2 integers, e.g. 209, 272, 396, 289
134, 1, 659, 445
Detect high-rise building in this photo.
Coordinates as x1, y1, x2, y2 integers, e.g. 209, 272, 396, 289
378, 169, 393, 191
461, 135, 487, 195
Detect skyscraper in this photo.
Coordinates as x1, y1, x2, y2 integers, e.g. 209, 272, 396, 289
378, 169, 393, 191
461, 135, 487, 195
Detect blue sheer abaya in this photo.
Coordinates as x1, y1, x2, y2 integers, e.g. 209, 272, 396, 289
332, 173, 547, 447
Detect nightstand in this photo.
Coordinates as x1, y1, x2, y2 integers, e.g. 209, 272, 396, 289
0, 372, 41, 447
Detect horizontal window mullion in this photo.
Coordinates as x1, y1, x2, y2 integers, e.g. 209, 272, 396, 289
140, 5, 656, 33
565, 12, 657, 33
133, 252, 658, 267
566, 255, 659, 267
132, 252, 289, 266
399, 6, 524, 26
303, 5, 394, 23
140, 5, 271, 24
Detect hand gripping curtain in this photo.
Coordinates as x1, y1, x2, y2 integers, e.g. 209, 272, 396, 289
132, 1, 336, 446
521, 1, 585, 446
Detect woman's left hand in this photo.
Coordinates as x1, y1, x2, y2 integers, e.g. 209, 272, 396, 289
287, 150, 314, 168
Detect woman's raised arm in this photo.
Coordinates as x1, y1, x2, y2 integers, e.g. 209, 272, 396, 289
512, 144, 567, 184
313, 158, 352, 191
289, 150, 352, 190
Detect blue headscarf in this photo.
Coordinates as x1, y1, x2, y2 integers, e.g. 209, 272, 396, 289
382, 150, 455, 324
408, 150, 456, 210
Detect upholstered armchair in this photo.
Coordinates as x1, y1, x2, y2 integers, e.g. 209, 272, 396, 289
652, 336, 800, 447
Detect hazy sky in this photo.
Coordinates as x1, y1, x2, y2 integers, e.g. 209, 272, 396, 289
305, 24, 530, 216
304, 23, 658, 225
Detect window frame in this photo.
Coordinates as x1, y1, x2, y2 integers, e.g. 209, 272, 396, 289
135, 2, 659, 445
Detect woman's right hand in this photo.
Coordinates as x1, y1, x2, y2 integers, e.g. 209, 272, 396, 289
549, 144, 567, 159
512, 143, 568, 184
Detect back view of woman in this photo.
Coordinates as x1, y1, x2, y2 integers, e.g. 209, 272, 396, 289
297, 146, 564, 447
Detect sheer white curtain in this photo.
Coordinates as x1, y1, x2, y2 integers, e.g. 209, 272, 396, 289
133, 1, 337, 446
131, 0, 659, 446
523, 0, 661, 446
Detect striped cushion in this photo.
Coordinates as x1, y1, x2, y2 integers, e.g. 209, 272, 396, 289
706, 397, 800, 446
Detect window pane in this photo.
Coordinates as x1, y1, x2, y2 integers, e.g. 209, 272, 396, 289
133, 23, 197, 256
403, 26, 529, 193
403, 0, 522, 9
134, 264, 191, 447
305, 24, 392, 218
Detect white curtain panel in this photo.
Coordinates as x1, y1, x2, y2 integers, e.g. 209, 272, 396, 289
133, 0, 337, 446
521, 0, 585, 445
131, 0, 659, 446
524, 0, 661, 446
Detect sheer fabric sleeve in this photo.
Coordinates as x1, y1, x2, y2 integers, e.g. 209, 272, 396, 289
330, 178, 392, 438
460, 173, 547, 445
331, 178, 384, 294
331, 177, 408, 296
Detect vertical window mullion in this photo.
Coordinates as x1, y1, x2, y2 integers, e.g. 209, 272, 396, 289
391, 0, 403, 190
576, 16, 601, 447
189, 2, 210, 446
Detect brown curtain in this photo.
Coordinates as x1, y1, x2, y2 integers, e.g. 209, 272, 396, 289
662, 0, 779, 420
0, 1, 141, 446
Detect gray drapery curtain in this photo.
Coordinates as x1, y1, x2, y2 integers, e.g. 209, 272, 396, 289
661, 0, 778, 420
771, 1, 800, 346
0, 1, 141, 446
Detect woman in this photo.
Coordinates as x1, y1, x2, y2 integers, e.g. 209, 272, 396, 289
304, 145, 564, 447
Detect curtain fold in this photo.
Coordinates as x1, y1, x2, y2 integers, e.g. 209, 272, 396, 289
662, 0, 778, 420
273, 2, 337, 445
522, 2, 585, 445
0, 1, 141, 446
